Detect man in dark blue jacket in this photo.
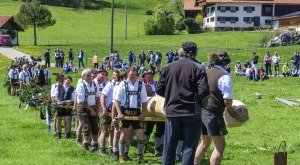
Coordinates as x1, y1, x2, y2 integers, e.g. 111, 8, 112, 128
156, 41, 209, 165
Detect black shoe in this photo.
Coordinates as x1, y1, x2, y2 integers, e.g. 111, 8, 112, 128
55, 132, 61, 139
109, 147, 114, 154
155, 148, 162, 156
83, 142, 89, 151
124, 152, 132, 161
65, 132, 71, 139
53, 133, 57, 139
90, 144, 99, 152
175, 154, 182, 163
113, 151, 119, 161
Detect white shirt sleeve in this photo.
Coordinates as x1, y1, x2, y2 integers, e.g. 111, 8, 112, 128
50, 84, 57, 97
218, 75, 233, 99
76, 83, 86, 103
19, 72, 24, 81
141, 82, 148, 104
102, 82, 112, 97
114, 81, 125, 103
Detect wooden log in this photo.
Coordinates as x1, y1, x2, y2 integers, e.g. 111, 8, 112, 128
275, 97, 299, 106
116, 116, 165, 122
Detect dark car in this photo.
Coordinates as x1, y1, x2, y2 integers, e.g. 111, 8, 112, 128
0, 35, 12, 46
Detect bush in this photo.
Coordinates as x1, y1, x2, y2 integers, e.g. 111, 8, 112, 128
176, 18, 186, 31
184, 17, 201, 34
144, 4, 175, 35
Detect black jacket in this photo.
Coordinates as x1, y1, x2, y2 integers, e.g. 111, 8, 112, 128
156, 57, 209, 117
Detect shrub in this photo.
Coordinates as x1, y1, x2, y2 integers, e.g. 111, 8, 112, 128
144, 4, 175, 35
184, 17, 201, 34
176, 18, 186, 31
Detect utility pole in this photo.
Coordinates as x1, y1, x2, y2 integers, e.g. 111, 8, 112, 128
110, 0, 115, 52
125, 0, 128, 40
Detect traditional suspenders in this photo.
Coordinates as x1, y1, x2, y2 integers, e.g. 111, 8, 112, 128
82, 81, 97, 103
124, 80, 142, 109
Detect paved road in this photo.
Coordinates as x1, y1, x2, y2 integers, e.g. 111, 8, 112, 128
0, 47, 54, 67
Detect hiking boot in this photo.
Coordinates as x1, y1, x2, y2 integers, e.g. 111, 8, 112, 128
175, 154, 182, 163
137, 153, 147, 164
55, 132, 61, 139
109, 147, 113, 154
53, 133, 57, 139
155, 148, 162, 156
99, 147, 108, 156
83, 142, 90, 151
119, 155, 126, 163
76, 139, 82, 146
65, 132, 71, 139
90, 144, 99, 152
112, 151, 119, 161
124, 152, 132, 161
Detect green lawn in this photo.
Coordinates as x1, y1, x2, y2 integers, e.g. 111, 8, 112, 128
1, 0, 300, 164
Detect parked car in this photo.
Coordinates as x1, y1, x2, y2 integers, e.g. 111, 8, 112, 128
0, 35, 12, 46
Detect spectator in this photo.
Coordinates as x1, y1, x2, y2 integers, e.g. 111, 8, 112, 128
128, 50, 134, 66
245, 65, 254, 81
264, 52, 272, 76
173, 51, 179, 61
93, 54, 99, 69
139, 50, 146, 66
113, 50, 120, 65
252, 52, 259, 80
155, 51, 162, 71
166, 49, 174, 64
258, 65, 266, 81
59, 49, 64, 68
272, 52, 281, 77
69, 61, 76, 73
63, 62, 70, 73
234, 60, 244, 76
44, 49, 50, 67
54, 49, 60, 68
78, 49, 85, 69
282, 62, 291, 77
149, 50, 155, 68
69, 48, 74, 63
290, 52, 299, 76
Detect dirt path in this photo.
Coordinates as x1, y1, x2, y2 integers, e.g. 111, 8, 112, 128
0, 47, 54, 67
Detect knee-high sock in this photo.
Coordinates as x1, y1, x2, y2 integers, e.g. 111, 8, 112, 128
119, 140, 125, 155
138, 140, 145, 154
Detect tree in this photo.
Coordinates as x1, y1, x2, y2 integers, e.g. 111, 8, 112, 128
144, 4, 175, 35
15, 0, 56, 45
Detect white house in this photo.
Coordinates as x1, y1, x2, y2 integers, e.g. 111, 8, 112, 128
190, 0, 300, 31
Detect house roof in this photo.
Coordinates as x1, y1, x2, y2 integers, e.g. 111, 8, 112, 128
273, 11, 300, 20
198, 0, 300, 5
185, 0, 203, 10
0, 16, 23, 31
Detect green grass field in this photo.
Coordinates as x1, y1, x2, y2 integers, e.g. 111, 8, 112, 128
1, 0, 300, 164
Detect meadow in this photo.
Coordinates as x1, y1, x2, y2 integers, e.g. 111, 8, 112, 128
0, 0, 300, 164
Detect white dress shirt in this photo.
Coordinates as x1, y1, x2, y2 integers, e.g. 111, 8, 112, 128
54, 84, 75, 101
101, 82, 115, 107
19, 71, 31, 83
214, 65, 233, 100
8, 69, 19, 79
76, 80, 100, 106
114, 80, 148, 108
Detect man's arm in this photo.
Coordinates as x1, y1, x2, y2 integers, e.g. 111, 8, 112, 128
196, 68, 210, 103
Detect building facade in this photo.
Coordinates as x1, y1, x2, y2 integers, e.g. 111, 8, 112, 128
195, 0, 300, 31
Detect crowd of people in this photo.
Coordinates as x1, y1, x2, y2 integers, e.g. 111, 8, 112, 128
234, 51, 300, 81
8, 43, 299, 165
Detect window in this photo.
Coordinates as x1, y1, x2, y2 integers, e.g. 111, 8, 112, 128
217, 6, 226, 12
228, 17, 239, 23
211, 6, 215, 13
230, 6, 239, 12
244, 17, 253, 23
262, 5, 273, 16
207, 7, 210, 13
265, 19, 272, 25
217, 17, 226, 23
210, 17, 215, 22
244, 6, 255, 13
207, 18, 210, 23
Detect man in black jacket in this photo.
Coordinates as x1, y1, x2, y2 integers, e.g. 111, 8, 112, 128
156, 41, 209, 165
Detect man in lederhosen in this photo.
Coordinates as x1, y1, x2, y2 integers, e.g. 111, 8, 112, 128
54, 76, 75, 139
8, 63, 19, 96
114, 67, 148, 163
142, 69, 165, 156
194, 51, 235, 165
76, 69, 100, 151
